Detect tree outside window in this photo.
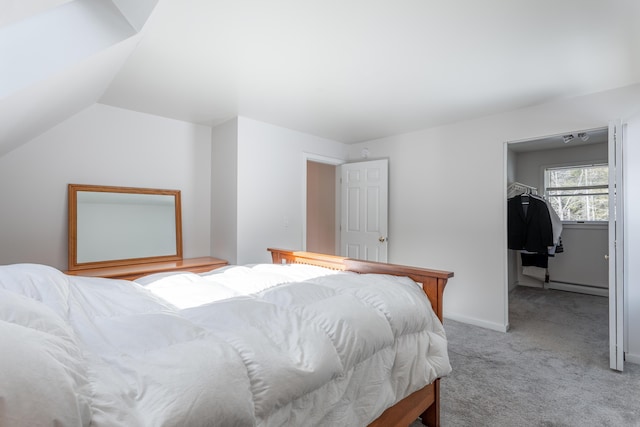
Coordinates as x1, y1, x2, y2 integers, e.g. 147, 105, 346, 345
545, 164, 608, 222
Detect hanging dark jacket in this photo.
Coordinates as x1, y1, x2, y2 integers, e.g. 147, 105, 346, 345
508, 195, 554, 253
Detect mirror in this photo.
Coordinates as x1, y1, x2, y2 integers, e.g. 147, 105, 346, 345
68, 184, 183, 270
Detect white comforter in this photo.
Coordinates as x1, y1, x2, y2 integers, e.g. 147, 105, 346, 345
0, 263, 451, 427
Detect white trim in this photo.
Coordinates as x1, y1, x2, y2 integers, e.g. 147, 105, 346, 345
503, 141, 511, 333
608, 119, 625, 371
624, 353, 640, 365
516, 280, 544, 289
622, 122, 630, 359
302, 152, 344, 166
445, 312, 509, 333
546, 281, 608, 297
561, 222, 607, 229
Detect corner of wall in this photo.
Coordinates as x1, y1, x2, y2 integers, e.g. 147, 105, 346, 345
210, 119, 239, 264
444, 311, 509, 333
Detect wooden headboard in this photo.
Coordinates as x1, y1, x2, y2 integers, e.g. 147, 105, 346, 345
267, 248, 453, 322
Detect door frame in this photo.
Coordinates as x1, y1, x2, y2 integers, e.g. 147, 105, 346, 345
302, 153, 344, 253
504, 126, 625, 370
608, 120, 625, 371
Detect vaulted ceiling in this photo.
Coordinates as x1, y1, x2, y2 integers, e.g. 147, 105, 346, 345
2, 0, 640, 155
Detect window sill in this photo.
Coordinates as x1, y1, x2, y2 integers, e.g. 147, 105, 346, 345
562, 222, 607, 230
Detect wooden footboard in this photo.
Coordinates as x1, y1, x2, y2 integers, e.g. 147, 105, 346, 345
267, 249, 453, 427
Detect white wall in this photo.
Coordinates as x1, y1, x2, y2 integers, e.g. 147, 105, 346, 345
548, 225, 608, 288
211, 118, 239, 263
234, 117, 347, 264
0, 103, 212, 270
346, 83, 640, 334
515, 142, 608, 191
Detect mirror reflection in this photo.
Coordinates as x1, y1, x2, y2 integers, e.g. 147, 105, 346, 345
68, 184, 183, 270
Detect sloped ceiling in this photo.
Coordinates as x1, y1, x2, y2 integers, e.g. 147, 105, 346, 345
1, 0, 640, 154
100, 0, 640, 143
0, 0, 157, 156
0, 0, 73, 28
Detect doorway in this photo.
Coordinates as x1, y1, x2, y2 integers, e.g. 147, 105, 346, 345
306, 160, 338, 255
506, 126, 619, 368
303, 154, 343, 255
304, 157, 389, 262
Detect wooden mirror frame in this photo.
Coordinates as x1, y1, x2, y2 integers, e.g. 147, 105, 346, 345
68, 184, 183, 271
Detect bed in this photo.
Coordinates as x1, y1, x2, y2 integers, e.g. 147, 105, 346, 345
0, 248, 453, 427
268, 249, 453, 427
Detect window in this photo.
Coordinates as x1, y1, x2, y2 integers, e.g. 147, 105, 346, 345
544, 164, 608, 222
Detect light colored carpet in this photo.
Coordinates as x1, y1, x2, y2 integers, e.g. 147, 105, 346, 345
411, 286, 640, 427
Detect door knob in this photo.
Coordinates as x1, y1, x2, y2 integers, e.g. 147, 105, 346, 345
605, 254, 609, 261
379, 236, 387, 243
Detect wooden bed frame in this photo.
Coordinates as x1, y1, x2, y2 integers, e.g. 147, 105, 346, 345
267, 249, 454, 427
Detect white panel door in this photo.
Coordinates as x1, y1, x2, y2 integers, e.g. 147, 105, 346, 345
339, 159, 388, 262
609, 120, 625, 371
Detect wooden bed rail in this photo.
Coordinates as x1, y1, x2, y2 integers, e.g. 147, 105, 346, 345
267, 248, 453, 427
267, 248, 453, 322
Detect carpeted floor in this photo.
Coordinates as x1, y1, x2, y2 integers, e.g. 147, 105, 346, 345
412, 286, 640, 427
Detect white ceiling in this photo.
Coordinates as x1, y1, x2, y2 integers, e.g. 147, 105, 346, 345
0, 0, 72, 27
2, 0, 640, 150
99, 0, 640, 143
0, 0, 157, 154
508, 127, 609, 153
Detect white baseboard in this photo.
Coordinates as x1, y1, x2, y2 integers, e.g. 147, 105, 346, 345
624, 352, 640, 365
516, 279, 544, 289
444, 312, 508, 333
546, 281, 608, 297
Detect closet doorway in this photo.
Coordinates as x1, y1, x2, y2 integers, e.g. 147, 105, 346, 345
506, 125, 624, 371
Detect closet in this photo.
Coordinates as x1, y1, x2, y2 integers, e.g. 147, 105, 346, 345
507, 128, 609, 296
507, 182, 563, 285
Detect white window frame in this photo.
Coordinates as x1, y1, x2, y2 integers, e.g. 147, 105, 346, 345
544, 162, 609, 224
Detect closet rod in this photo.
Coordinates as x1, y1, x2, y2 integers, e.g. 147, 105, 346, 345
508, 182, 538, 196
